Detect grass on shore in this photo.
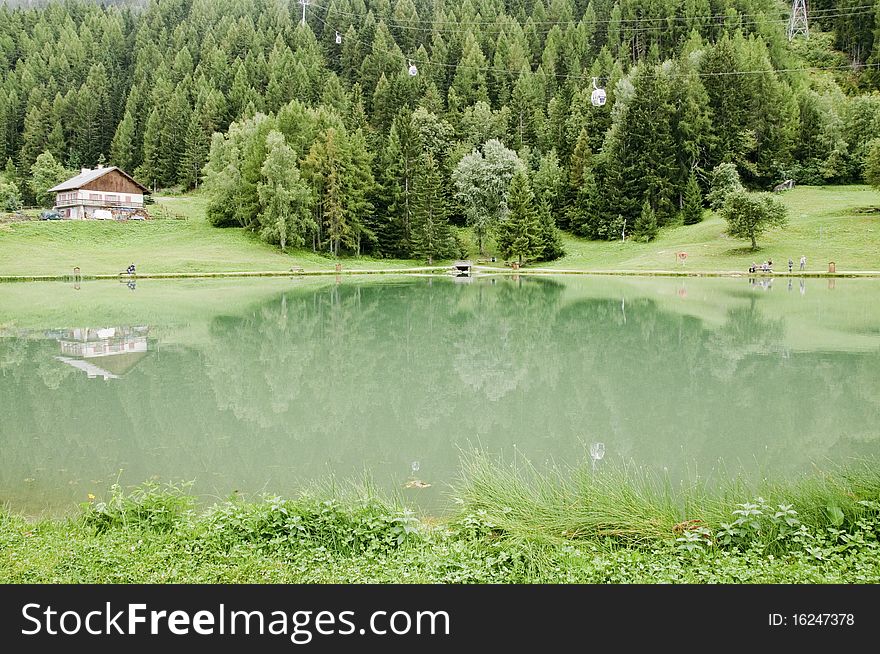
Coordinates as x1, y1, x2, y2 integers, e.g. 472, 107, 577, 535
0, 186, 877, 277
544, 185, 880, 272
0, 193, 433, 276
2, 455, 879, 583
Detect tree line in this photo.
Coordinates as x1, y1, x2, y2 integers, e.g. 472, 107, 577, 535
1, 0, 880, 259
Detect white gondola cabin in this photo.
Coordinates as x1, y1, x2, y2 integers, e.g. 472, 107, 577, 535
590, 77, 606, 107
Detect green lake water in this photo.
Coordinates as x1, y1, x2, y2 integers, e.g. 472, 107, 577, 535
1, 274, 879, 514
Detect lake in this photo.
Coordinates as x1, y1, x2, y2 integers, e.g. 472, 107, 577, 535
1, 274, 879, 514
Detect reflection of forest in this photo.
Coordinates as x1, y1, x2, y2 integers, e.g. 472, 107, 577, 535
1, 278, 878, 512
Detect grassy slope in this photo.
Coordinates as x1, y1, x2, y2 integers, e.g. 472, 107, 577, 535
546, 185, 880, 271
0, 193, 428, 276
0, 186, 877, 276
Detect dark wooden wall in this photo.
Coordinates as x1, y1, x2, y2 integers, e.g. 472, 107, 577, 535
81, 170, 145, 194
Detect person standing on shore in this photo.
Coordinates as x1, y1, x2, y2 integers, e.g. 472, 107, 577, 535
799, 255, 806, 271
788, 258, 793, 273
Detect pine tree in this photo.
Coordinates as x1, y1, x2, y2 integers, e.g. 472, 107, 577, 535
681, 172, 704, 225
498, 169, 542, 264
411, 152, 455, 265
382, 109, 421, 256
74, 63, 111, 166
632, 198, 658, 242
111, 108, 136, 172
536, 197, 565, 261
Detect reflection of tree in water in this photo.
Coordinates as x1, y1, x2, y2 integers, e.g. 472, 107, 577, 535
1, 279, 878, 512
0, 335, 79, 390
554, 293, 879, 477
705, 297, 786, 379
204, 282, 406, 435
451, 277, 564, 403
193, 277, 569, 479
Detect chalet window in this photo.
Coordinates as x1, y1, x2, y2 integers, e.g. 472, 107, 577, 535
125, 196, 131, 203
89, 193, 101, 200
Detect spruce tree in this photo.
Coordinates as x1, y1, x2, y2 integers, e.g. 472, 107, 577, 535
681, 172, 704, 225
74, 63, 111, 166
536, 197, 565, 261
382, 109, 420, 256
159, 82, 191, 186
411, 153, 455, 265
603, 64, 678, 230
136, 107, 162, 190
110, 108, 136, 171
498, 169, 542, 264
633, 198, 659, 242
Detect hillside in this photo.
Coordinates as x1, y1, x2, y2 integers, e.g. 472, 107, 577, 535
1, 185, 877, 275
1, 0, 879, 265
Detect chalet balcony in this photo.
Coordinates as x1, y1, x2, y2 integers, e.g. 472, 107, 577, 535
55, 198, 144, 209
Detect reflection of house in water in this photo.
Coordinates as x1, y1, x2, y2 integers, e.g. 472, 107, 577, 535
53, 326, 150, 380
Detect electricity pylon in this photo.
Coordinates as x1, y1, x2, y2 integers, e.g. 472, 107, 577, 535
788, 0, 809, 41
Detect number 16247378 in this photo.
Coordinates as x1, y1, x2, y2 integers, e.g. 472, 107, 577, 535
768, 613, 854, 626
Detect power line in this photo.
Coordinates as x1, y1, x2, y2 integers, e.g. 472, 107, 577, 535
318, 7, 874, 37
312, 6, 880, 84
317, 3, 874, 28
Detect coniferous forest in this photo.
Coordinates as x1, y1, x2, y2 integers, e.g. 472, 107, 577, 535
1, 0, 880, 260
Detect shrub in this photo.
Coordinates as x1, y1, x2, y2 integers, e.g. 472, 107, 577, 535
82, 480, 195, 533
202, 495, 422, 554
706, 163, 744, 210
0, 181, 22, 211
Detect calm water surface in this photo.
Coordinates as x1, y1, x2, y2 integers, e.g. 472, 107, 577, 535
1, 275, 878, 513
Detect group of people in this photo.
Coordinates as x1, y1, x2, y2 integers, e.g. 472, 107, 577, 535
749, 255, 806, 274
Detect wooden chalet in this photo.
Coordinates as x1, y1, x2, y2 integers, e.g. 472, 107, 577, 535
48, 166, 149, 219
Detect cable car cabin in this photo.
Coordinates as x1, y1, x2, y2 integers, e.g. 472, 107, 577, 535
408, 61, 418, 76
335, 31, 341, 44
591, 88, 607, 107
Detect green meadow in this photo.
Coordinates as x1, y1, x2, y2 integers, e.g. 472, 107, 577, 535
1, 186, 877, 278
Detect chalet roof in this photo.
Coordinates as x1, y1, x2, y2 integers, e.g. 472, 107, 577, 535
88, 350, 150, 376
48, 166, 149, 193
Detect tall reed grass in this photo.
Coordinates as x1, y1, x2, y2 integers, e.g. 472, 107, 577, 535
452, 454, 880, 547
